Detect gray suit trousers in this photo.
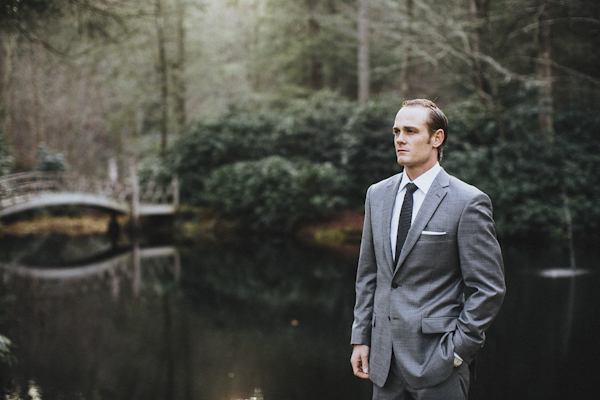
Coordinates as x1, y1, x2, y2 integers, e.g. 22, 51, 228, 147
373, 351, 470, 400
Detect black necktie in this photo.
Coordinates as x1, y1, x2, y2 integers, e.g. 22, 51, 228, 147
395, 182, 417, 264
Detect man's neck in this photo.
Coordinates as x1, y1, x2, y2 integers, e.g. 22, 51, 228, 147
403, 159, 438, 181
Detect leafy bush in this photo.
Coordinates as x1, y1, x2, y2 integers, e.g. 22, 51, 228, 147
36, 143, 68, 172
162, 92, 600, 240
137, 153, 173, 187
444, 107, 600, 241
0, 332, 16, 368
0, 126, 13, 176
271, 91, 354, 164
167, 106, 279, 205
168, 93, 399, 208
445, 139, 564, 239
341, 100, 401, 206
204, 156, 346, 233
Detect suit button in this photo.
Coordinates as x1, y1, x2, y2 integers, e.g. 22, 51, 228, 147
391, 283, 398, 289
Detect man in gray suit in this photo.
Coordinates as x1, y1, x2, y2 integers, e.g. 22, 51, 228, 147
350, 99, 506, 400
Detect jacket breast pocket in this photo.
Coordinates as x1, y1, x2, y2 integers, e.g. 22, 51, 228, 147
418, 231, 450, 243
411, 234, 454, 264
422, 316, 457, 334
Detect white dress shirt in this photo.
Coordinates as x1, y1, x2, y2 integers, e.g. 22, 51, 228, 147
390, 162, 442, 261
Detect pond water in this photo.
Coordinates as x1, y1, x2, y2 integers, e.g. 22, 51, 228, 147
1, 232, 599, 400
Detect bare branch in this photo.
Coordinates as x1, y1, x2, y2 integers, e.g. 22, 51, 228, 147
508, 17, 600, 39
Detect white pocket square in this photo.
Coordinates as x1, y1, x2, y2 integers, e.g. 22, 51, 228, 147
421, 230, 447, 235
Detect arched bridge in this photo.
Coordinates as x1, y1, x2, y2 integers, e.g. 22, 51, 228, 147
0, 171, 178, 218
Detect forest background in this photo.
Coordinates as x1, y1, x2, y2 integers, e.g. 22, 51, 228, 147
1, 0, 600, 243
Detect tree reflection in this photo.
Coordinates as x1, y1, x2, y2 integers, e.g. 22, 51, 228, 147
0, 234, 363, 400
0, 240, 183, 399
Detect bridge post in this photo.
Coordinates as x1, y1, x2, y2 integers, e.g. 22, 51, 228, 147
132, 240, 141, 299
129, 159, 140, 227
109, 157, 118, 182
172, 175, 179, 208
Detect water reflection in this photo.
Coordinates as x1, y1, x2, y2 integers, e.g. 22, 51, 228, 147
0, 234, 365, 400
471, 242, 600, 400
0, 235, 185, 399
1, 235, 599, 400
536, 268, 592, 278
0, 245, 178, 281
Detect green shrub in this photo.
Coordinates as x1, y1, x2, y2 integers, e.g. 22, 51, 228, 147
0, 334, 15, 366
162, 93, 600, 240
167, 94, 401, 209
204, 156, 346, 233
167, 107, 279, 205
271, 91, 354, 164
443, 107, 600, 241
341, 100, 401, 206
0, 126, 13, 176
36, 143, 68, 172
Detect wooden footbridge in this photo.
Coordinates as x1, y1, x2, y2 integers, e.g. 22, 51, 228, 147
0, 171, 178, 219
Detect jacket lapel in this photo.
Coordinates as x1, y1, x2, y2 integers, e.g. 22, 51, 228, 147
394, 169, 450, 274
381, 174, 402, 272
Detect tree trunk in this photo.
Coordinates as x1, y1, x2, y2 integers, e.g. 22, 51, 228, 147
155, 0, 169, 159
29, 43, 43, 149
1, 34, 17, 141
538, 0, 554, 138
399, 0, 412, 99
171, 0, 187, 136
357, 0, 370, 104
470, 0, 505, 139
470, 0, 487, 103
306, 0, 323, 90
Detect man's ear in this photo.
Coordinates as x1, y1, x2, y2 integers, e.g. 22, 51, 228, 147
432, 129, 444, 148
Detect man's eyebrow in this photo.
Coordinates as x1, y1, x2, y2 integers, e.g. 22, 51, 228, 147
393, 124, 419, 131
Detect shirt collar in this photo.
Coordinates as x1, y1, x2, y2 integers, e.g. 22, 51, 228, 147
399, 162, 441, 195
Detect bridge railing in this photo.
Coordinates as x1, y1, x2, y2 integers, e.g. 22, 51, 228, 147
138, 177, 178, 205
0, 172, 178, 211
0, 172, 131, 206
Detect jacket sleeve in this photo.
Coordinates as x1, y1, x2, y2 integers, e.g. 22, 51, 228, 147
350, 186, 378, 346
453, 192, 506, 364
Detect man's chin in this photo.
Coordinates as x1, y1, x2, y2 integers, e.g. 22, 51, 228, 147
396, 157, 409, 166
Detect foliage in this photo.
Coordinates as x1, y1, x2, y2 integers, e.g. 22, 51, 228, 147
204, 156, 346, 233
166, 89, 600, 241
254, 0, 358, 96
167, 106, 279, 205
0, 334, 15, 366
1, 0, 59, 29
271, 91, 354, 164
2, 0, 600, 242
1, 0, 130, 50
444, 106, 600, 241
0, 126, 14, 175
340, 100, 401, 206
137, 152, 172, 187
36, 143, 67, 171
167, 92, 395, 208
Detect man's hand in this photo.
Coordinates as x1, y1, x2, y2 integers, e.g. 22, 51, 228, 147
350, 344, 370, 379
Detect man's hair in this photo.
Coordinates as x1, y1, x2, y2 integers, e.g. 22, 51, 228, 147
401, 99, 448, 161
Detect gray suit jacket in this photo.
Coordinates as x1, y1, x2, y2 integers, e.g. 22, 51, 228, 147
351, 168, 506, 389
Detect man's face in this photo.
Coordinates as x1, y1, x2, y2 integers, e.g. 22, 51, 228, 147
392, 106, 442, 178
